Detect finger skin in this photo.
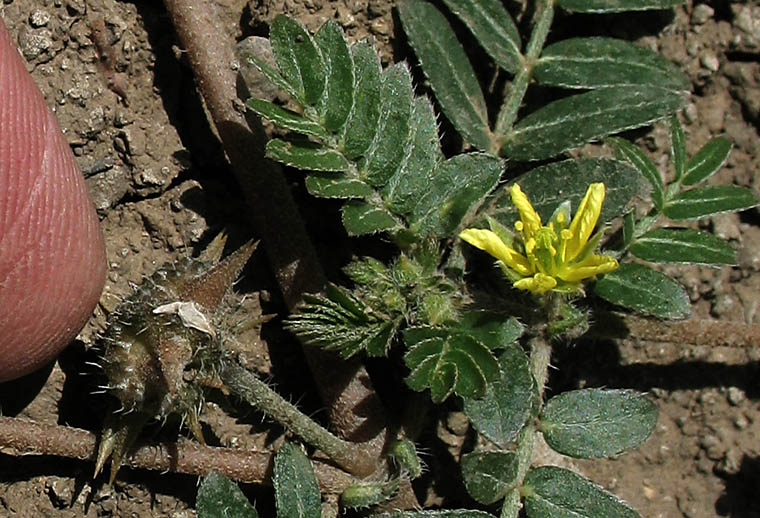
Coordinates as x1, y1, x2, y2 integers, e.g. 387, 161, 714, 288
0, 20, 106, 382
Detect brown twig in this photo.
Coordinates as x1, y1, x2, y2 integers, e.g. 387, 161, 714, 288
160, 0, 389, 475
0, 417, 354, 494
591, 311, 760, 348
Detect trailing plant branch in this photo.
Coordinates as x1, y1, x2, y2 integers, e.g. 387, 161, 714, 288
591, 311, 760, 349
219, 359, 378, 477
0, 417, 355, 493
494, 0, 554, 138
161, 0, 390, 466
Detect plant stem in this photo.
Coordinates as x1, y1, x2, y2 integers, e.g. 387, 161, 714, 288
494, 0, 555, 140
162, 0, 390, 467
0, 417, 354, 493
501, 334, 553, 518
219, 359, 377, 477
591, 311, 760, 349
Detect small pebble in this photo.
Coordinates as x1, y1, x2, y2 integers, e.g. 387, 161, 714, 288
726, 386, 746, 405
691, 4, 714, 25
733, 414, 749, 430
700, 52, 720, 72
28, 9, 50, 27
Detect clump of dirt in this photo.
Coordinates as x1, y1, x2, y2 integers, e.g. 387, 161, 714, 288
0, 0, 758, 517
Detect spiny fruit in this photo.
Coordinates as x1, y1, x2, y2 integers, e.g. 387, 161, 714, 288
94, 235, 257, 482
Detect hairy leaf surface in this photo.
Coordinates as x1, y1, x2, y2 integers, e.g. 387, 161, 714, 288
273, 442, 321, 518
197, 473, 258, 518
594, 263, 690, 319
461, 451, 518, 505
610, 137, 664, 210
463, 343, 536, 448
524, 466, 640, 518
557, 0, 683, 13
535, 38, 688, 92
664, 185, 760, 220
630, 228, 736, 265
501, 86, 683, 161
682, 137, 732, 186
404, 326, 500, 402
540, 389, 657, 458
441, 0, 522, 74
315, 20, 354, 131
398, 1, 492, 151
269, 15, 325, 106
487, 158, 641, 228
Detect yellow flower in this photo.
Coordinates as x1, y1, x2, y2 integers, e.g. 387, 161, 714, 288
460, 183, 618, 294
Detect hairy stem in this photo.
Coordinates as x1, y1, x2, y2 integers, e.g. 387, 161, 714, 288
162, 0, 389, 467
591, 311, 760, 349
219, 359, 377, 477
502, 334, 553, 518
494, 0, 554, 140
0, 417, 354, 493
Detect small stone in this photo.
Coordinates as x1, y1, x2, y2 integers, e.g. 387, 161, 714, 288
734, 414, 749, 430
683, 102, 698, 123
28, 9, 50, 27
711, 293, 738, 318
17, 26, 53, 60
726, 386, 746, 405
718, 448, 742, 474
691, 4, 714, 25
446, 412, 469, 436
700, 52, 720, 72
370, 18, 391, 37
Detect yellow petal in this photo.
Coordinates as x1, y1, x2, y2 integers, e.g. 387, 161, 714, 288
460, 228, 532, 276
514, 273, 557, 294
510, 184, 542, 237
558, 254, 618, 283
566, 183, 605, 261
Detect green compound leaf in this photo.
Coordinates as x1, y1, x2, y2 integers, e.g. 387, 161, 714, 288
523, 466, 640, 518
341, 40, 383, 160
630, 228, 737, 265
456, 311, 524, 350
535, 38, 688, 92
273, 442, 321, 518
441, 0, 522, 74
670, 115, 686, 182
197, 472, 258, 518
540, 389, 658, 459
266, 139, 349, 172
594, 262, 690, 319
383, 97, 444, 215
501, 86, 683, 161
342, 201, 400, 236
362, 63, 414, 187
463, 343, 537, 448
487, 158, 641, 228
398, 0, 493, 152
404, 326, 500, 403
269, 15, 326, 106
411, 152, 504, 238
245, 99, 327, 138
682, 137, 733, 186
305, 174, 374, 199
314, 20, 354, 132
285, 284, 398, 358
609, 137, 664, 211
461, 451, 518, 505
663, 185, 760, 220
556, 0, 683, 13
374, 511, 496, 518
